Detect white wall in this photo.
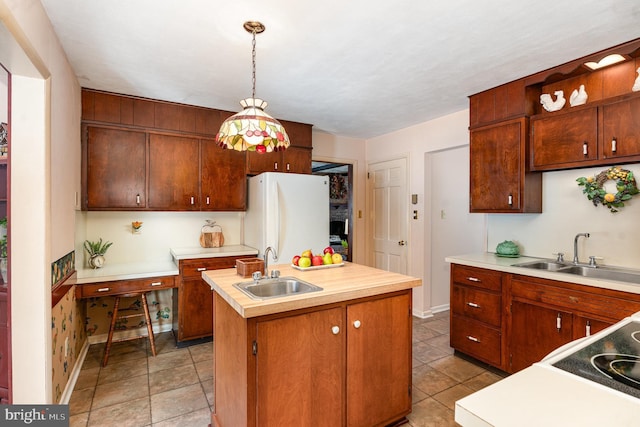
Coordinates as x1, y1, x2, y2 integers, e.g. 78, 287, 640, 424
1, 0, 81, 402
366, 110, 471, 316
311, 130, 367, 265
76, 211, 243, 267
488, 165, 640, 268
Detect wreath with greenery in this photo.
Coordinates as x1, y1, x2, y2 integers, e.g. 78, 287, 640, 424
577, 166, 639, 213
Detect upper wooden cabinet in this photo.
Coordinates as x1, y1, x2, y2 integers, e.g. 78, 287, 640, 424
83, 125, 147, 209
470, 39, 640, 212
201, 140, 247, 210
469, 80, 527, 129
245, 119, 313, 175
531, 107, 598, 170
470, 118, 541, 213
531, 93, 640, 171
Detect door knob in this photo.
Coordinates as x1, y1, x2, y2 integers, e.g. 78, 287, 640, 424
398, 240, 406, 246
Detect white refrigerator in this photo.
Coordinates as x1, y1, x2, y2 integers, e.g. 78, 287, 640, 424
244, 172, 329, 264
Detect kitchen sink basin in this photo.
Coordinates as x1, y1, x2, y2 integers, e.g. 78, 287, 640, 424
511, 260, 569, 271
233, 277, 323, 300
512, 259, 640, 284
557, 266, 640, 284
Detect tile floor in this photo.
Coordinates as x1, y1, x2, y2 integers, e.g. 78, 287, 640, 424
69, 311, 506, 426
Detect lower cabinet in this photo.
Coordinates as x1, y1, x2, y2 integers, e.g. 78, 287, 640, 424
173, 256, 246, 343
450, 265, 504, 369
450, 263, 640, 375
506, 274, 638, 373
213, 289, 412, 427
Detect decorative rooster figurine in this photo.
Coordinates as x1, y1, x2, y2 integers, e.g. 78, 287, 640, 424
633, 67, 640, 92
569, 84, 588, 107
540, 90, 566, 112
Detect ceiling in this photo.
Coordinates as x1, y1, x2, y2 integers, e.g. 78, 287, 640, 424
39, 0, 640, 139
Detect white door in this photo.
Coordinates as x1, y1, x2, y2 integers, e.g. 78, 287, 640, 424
368, 158, 408, 274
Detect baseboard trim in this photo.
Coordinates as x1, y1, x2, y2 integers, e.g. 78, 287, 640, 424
431, 303, 450, 314
58, 340, 90, 404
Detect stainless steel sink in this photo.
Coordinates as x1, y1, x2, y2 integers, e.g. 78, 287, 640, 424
511, 260, 569, 271
557, 265, 640, 284
512, 259, 640, 284
233, 276, 323, 300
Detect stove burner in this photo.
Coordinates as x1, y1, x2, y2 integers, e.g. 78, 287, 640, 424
551, 320, 640, 399
591, 353, 640, 389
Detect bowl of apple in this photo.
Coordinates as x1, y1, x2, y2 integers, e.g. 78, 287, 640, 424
292, 247, 345, 270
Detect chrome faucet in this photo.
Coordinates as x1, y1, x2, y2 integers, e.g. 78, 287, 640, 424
573, 233, 590, 264
263, 246, 278, 278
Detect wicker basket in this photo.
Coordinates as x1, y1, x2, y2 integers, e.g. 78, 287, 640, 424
236, 258, 265, 278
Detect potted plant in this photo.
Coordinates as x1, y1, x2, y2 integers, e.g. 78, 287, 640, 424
84, 238, 113, 269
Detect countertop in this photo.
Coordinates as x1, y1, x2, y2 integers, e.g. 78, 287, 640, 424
202, 262, 422, 318
170, 244, 258, 260
455, 362, 640, 426
446, 252, 640, 295
456, 312, 640, 426
76, 245, 258, 284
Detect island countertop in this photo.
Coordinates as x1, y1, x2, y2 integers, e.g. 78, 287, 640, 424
202, 262, 422, 318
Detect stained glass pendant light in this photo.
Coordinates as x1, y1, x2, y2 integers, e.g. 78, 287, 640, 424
216, 21, 290, 153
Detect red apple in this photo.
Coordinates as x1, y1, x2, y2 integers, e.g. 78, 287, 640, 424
323, 246, 334, 255
311, 255, 323, 266
292, 255, 301, 266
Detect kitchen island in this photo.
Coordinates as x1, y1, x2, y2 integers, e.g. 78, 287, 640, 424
202, 262, 421, 427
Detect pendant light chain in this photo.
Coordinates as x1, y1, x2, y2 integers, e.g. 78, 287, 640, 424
251, 29, 257, 99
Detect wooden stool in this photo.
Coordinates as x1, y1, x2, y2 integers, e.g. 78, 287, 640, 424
102, 292, 157, 367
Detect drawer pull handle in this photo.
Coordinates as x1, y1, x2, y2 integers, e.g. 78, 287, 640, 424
466, 276, 481, 282
583, 141, 588, 156
150, 282, 162, 286
197, 267, 207, 272
331, 326, 340, 335
353, 320, 362, 329
557, 313, 562, 331
98, 287, 110, 292
612, 137, 617, 153
467, 302, 480, 308
586, 320, 591, 337
466, 335, 480, 343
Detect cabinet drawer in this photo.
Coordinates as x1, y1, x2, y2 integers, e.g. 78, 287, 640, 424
78, 275, 175, 298
511, 277, 640, 320
451, 265, 502, 292
180, 256, 244, 278
451, 284, 501, 327
451, 315, 501, 366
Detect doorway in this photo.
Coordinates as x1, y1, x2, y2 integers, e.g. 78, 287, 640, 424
367, 158, 408, 274
312, 161, 353, 262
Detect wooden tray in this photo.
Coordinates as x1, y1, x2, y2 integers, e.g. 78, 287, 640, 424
291, 263, 344, 271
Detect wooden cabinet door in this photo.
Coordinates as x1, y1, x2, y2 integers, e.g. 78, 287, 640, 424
177, 278, 214, 341
346, 292, 412, 427
148, 134, 199, 210
201, 141, 246, 210
531, 107, 598, 170
246, 151, 281, 175
573, 315, 614, 340
256, 307, 344, 427
509, 300, 573, 373
85, 126, 146, 209
601, 96, 640, 161
282, 147, 312, 174
470, 119, 525, 212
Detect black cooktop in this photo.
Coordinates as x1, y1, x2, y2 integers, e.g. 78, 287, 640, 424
553, 321, 640, 399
